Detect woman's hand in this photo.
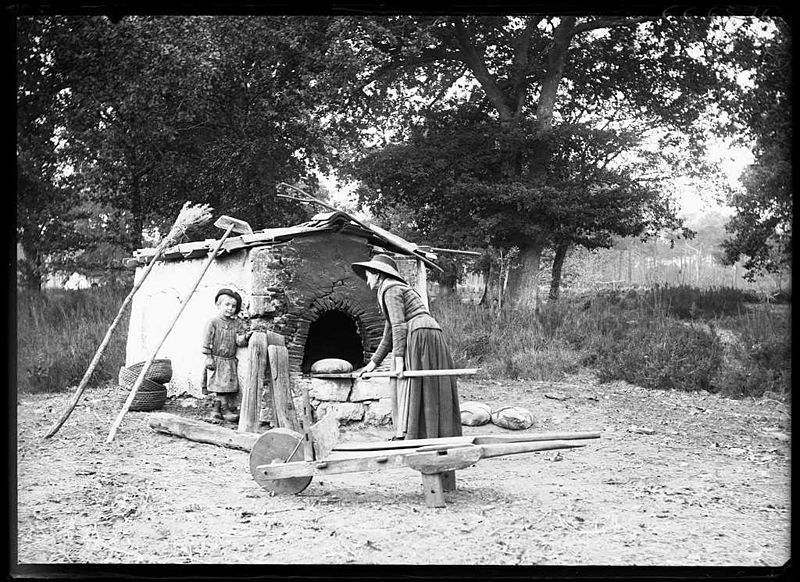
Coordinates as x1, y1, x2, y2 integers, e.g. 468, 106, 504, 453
357, 361, 377, 377
394, 356, 405, 379
205, 356, 216, 370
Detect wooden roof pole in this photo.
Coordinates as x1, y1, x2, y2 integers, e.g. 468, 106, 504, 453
277, 183, 443, 273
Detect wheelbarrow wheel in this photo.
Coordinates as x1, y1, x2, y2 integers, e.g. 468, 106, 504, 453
249, 428, 313, 495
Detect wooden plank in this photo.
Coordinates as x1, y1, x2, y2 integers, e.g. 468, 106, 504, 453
332, 430, 601, 452
311, 368, 479, 379
238, 332, 267, 433
149, 412, 260, 451
268, 344, 301, 432
255, 450, 414, 479
472, 431, 601, 445
477, 440, 586, 459
309, 413, 340, 460
334, 436, 474, 452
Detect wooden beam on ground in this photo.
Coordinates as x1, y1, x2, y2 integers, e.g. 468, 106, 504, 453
149, 412, 340, 457
149, 412, 259, 452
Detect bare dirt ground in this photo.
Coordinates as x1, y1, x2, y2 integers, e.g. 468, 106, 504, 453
15, 372, 791, 567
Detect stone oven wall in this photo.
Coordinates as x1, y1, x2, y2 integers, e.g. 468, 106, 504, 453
248, 232, 386, 374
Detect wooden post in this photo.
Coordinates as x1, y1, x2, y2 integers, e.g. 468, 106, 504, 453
267, 344, 301, 432
415, 259, 429, 308
420, 473, 446, 508
238, 332, 267, 433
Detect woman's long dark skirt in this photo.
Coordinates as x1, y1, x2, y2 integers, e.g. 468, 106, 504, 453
403, 327, 462, 440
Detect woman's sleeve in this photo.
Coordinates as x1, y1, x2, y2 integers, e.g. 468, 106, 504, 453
383, 286, 409, 358
201, 319, 215, 355
370, 320, 392, 365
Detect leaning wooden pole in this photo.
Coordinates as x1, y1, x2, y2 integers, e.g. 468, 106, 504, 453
106, 219, 239, 443
45, 202, 213, 439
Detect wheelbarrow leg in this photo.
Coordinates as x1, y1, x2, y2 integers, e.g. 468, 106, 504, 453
420, 473, 447, 508
441, 470, 456, 492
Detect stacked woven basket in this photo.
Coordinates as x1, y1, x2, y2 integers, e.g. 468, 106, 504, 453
117, 359, 172, 411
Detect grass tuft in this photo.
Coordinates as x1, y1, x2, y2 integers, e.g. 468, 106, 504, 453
17, 285, 130, 393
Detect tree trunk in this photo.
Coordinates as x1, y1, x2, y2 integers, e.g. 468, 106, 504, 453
505, 244, 544, 311
548, 241, 571, 301
478, 262, 494, 307
17, 241, 44, 291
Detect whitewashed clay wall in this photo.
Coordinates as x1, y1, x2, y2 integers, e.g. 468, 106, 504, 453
125, 251, 253, 397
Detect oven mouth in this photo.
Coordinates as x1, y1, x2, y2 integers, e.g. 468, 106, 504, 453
300, 309, 366, 373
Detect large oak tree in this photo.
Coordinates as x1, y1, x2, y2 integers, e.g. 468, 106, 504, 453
337, 15, 772, 308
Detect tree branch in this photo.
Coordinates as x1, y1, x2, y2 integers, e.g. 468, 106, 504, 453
451, 17, 514, 121
509, 16, 546, 112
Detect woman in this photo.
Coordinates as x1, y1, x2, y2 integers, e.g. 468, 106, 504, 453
352, 254, 462, 441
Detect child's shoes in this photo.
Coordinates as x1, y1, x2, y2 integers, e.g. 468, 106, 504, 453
208, 400, 224, 423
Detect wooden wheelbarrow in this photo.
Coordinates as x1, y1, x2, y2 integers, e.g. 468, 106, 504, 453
249, 428, 600, 508
248, 368, 600, 507
149, 366, 601, 508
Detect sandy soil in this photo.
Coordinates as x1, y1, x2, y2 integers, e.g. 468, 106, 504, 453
15, 372, 791, 567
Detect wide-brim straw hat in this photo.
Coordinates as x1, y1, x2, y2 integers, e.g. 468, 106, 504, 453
215, 288, 242, 313
352, 254, 406, 283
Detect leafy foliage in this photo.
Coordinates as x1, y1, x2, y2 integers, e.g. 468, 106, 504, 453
720, 19, 791, 279
340, 16, 761, 305
16, 16, 368, 284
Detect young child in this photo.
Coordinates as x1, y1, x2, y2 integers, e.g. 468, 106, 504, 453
201, 288, 252, 423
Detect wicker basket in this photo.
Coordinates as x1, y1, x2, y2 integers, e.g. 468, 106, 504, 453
118, 361, 172, 389
119, 383, 168, 412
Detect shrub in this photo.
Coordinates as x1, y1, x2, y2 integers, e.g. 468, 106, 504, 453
17, 285, 130, 393
644, 284, 761, 320
592, 316, 725, 392
711, 304, 792, 399
433, 285, 788, 400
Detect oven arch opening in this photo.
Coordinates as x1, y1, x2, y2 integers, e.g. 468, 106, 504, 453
301, 310, 366, 373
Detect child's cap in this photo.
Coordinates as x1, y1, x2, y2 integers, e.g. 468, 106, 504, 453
215, 288, 242, 313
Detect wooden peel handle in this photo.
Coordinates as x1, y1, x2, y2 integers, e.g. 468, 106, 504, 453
311, 368, 479, 379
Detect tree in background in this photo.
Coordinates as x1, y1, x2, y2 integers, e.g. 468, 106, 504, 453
16, 15, 365, 286
352, 104, 687, 301
337, 15, 763, 309
16, 18, 95, 289
720, 19, 791, 280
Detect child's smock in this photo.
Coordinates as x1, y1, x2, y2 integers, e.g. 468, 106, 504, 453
201, 315, 248, 393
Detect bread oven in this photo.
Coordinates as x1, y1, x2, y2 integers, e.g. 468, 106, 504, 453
125, 211, 433, 425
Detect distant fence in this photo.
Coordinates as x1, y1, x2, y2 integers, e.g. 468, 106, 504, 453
427, 243, 789, 304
